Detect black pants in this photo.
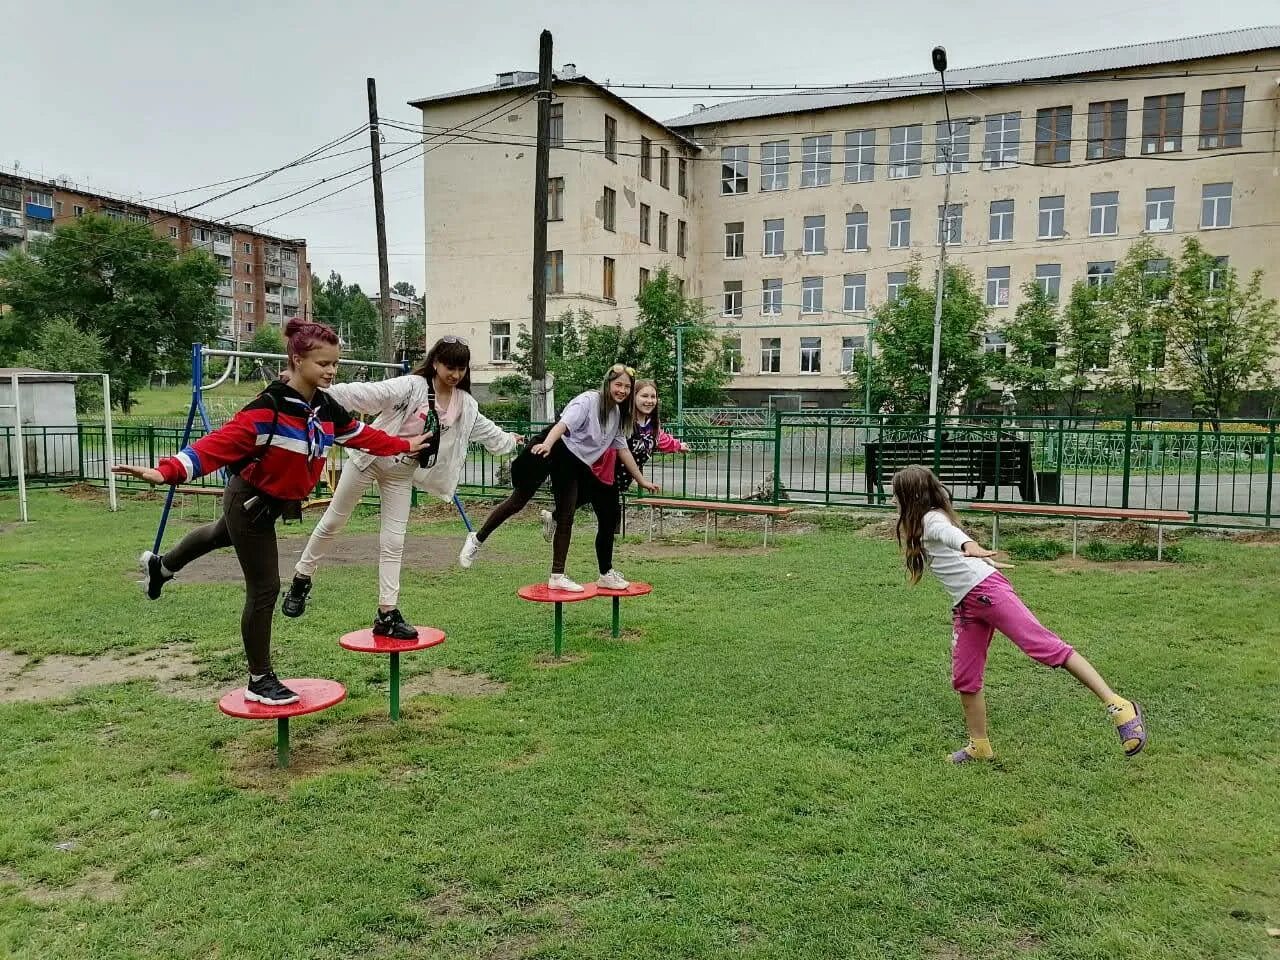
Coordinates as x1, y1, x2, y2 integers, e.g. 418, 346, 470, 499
477, 436, 619, 575
162, 474, 282, 675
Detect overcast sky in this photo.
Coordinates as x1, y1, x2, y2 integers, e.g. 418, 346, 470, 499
8, 0, 1276, 295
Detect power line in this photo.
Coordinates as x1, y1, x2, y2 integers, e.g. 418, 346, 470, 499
141, 141, 371, 204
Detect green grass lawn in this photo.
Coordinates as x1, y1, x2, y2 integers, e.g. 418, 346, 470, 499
0, 490, 1277, 959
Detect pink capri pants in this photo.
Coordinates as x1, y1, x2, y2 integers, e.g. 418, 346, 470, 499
951, 571, 1074, 693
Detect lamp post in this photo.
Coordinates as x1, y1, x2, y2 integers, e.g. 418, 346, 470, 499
926, 45, 951, 427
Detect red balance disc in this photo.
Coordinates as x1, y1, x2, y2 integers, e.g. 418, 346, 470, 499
338, 627, 446, 653
218, 678, 347, 720
517, 583, 600, 603
594, 581, 653, 599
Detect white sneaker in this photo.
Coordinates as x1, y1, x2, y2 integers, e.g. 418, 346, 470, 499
539, 509, 555, 543
596, 569, 630, 590
547, 573, 584, 593
458, 532, 481, 569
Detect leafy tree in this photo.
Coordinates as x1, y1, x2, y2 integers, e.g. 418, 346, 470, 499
1059, 280, 1118, 417
311, 271, 382, 364
629, 267, 728, 410
391, 281, 417, 297
1101, 239, 1170, 415
846, 263, 990, 415
13, 317, 106, 413
249, 325, 286, 356
511, 309, 626, 409
0, 213, 222, 410
1161, 237, 1280, 426
996, 279, 1063, 416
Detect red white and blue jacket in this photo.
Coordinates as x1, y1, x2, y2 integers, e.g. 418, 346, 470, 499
156, 380, 409, 501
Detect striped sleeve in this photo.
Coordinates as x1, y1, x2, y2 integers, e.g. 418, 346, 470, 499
156, 408, 261, 484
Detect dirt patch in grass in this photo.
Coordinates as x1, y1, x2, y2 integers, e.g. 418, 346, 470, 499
1230, 529, 1280, 545
399, 668, 507, 699
0, 866, 124, 905
592, 627, 645, 643
61, 483, 109, 503
620, 541, 773, 560
220, 729, 343, 789
0, 644, 203, 704
533, 652, 588, 668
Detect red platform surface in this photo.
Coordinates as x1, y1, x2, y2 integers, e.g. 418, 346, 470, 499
594, 581, 653, 598
338, 627, 446, 653
218, 678, 347, 720
517, 583, 599, 603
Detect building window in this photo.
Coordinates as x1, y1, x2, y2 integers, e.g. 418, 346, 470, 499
989, 199, 1014, 242
244, 281, 253, 294
677, 219, 687, 258
548, 177, 564, 222
603, 257, 616, 301
801, 135, 833, 187
802, 277, 823, 314
54, 200, 63, 216
1087, 261, 1115, 290
934, 119, 970, 174
888, 124, 922, 178
659, 147, 670, 188
763, 218, 784, 257
245, 322, 255, 333
549, 103, 564, 147
761, 140, 790, 191
0, 185, 21, 208
1145, 187, 1174, 232
1089, 191, 1119, 236
639, 267, 650, 296
803, 215, 826, 254
724, 221, 744, 259
986, 266, 1011, 307
721, 146, 748, 195
887, 271, 908, 302
640, 136, 652, 180
490, 321, 512, 361
723, 337, 742, 374
841, 336, 865, 373
723, 280, 743, 317
658, 212, 669, 252
1087, 100, 1127, 158
1035, 263, 1062, 302
844, 129, 875, 182
245, 262, 254, 274
845, 211, 869, 251
241, 301, 255, 316
1200, 87, 1244, 149
983, 331, 1008, 357
678, 157, 688, 197
602, 187, 616, 232
1142, 94, 1184, 154
26, 190, 53, 208
1201, 182, 1232, 228
937, 203, 963, 245
762, 278, 783, 315
983, 112, 1021, 168
800, 337, 822, 373
73, 205, 85, 217
888, 208, 911, 248
168, 226, 179, 238
240, 241, 251, 254
547, 250, 564, 293
1038, 195, 1065, 239
1034, 106, 1072, 164
1144, 258, 1171, 302
605, 115, 618, 162
640, 204, 651, 244
760, 338, 781, 374
843, 273, 867, 312
1208, 256, 1229, 291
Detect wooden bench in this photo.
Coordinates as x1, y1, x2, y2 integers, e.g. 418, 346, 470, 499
634, 497, 794, 547
961, 502, 1191, 560
865, 439, 1035, 503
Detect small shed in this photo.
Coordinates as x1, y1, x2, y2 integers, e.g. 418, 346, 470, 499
0, 368, 80, 479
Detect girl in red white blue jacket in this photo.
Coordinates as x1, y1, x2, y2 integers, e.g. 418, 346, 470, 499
113, 319, 428, 706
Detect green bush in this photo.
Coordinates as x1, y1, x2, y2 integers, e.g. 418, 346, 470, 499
1004, 536, 1067, 561
1080, 540, 1184, 563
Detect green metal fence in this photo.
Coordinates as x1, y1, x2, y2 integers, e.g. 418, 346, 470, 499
4, 414, 1279, 527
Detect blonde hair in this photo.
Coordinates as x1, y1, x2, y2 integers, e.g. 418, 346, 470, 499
892, 465, 963, 584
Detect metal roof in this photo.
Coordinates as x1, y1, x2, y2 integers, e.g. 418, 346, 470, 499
664, 25, 1280, 127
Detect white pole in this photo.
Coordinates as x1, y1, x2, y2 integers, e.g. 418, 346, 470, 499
11, 374, 28, 523
927, 79, 953, 426
102, 374, 117, 512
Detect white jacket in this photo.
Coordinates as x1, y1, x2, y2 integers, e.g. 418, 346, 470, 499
324, 376, 518, 499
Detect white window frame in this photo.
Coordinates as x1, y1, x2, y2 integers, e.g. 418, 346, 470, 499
1035, 263, 1062, 302
724, 221, 744, 259
843, 274, 867, 313
723, 337, 743, 374
1038, 195, 1065, 239
888, 208, 911, 249
801, 277, 823, 314
988, 199, 1014, 242
888, 125, 922, 179
723, 281, 743, 317
1089, 191, 1119, 236
799, 336, 822, 373
721, 146, 749, 195
845, 211, 868, 251
983, 112, 1021, 169
937, 204, 963, 245
844, 129, 875, 183
934, 119, 970, 174
1208, 257, 1229, 292
760, 337, 782, 374
490, 321, 512, 362
887, 272, 908, 302
761, 141, 789, 191
986, 267, 1011, 307
763, 218, 784, 257
840, 336, 865, 373
1087, 261, 1115, 290
803, 215, 826, 255
982, 331, 1008, 357
801, 135, 833, 188
1145, 187, 1174, 233
1201, 182, 1232, 229
762, 279, 783, 315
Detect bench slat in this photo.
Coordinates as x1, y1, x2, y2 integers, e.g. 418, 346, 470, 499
961, 502, 1189, 522
639, 498, 793, 517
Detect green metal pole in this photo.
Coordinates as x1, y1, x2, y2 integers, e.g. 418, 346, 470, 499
864, 322, 874, 417
277, 717, 290, 768
612, 597, 621, 638
554, 602, 563, 658
389, 651, 400, 720
1121, 416, 1133, 509
1192, 419, 1204, 523
676, 326, 684, 433
772, 413, 783, 505
1265, 421, 1276, 527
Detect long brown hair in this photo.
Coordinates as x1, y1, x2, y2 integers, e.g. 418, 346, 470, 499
412, 337, 472, 392
598, 363, 636, 434
892, 465, 963, 584
632, 378, 661, 434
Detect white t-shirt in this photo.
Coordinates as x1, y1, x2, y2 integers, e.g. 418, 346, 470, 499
922, 509, 999, 606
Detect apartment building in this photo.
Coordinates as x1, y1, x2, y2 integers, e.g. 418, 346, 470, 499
0, 171, 310, 346
414, 27, 1280, 405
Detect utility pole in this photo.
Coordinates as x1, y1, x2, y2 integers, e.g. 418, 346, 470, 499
927, 46, 952, 428
368, 77, 394, 369
529, 29, 554, 422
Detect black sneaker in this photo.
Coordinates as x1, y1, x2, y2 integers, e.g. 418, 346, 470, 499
281, 575, 312, 618
372, 608, 419, 640
244, 672, 299, 706
139, 550, 173, 600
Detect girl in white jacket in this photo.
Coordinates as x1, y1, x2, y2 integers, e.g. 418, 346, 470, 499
281, 336, 521, 638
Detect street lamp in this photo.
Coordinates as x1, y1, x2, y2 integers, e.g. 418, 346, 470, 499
926, 45, 951, 427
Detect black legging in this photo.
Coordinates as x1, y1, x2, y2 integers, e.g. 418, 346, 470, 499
161, 474, 281, 675
478, 438, 619, 575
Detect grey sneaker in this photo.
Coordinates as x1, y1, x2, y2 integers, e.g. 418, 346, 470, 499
458, 532, 481, 569
547, 573, 584, 593
596, 569, 630, 590
539, 509, 555, 543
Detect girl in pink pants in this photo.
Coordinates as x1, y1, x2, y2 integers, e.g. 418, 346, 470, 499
891, 465, 1147, 763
